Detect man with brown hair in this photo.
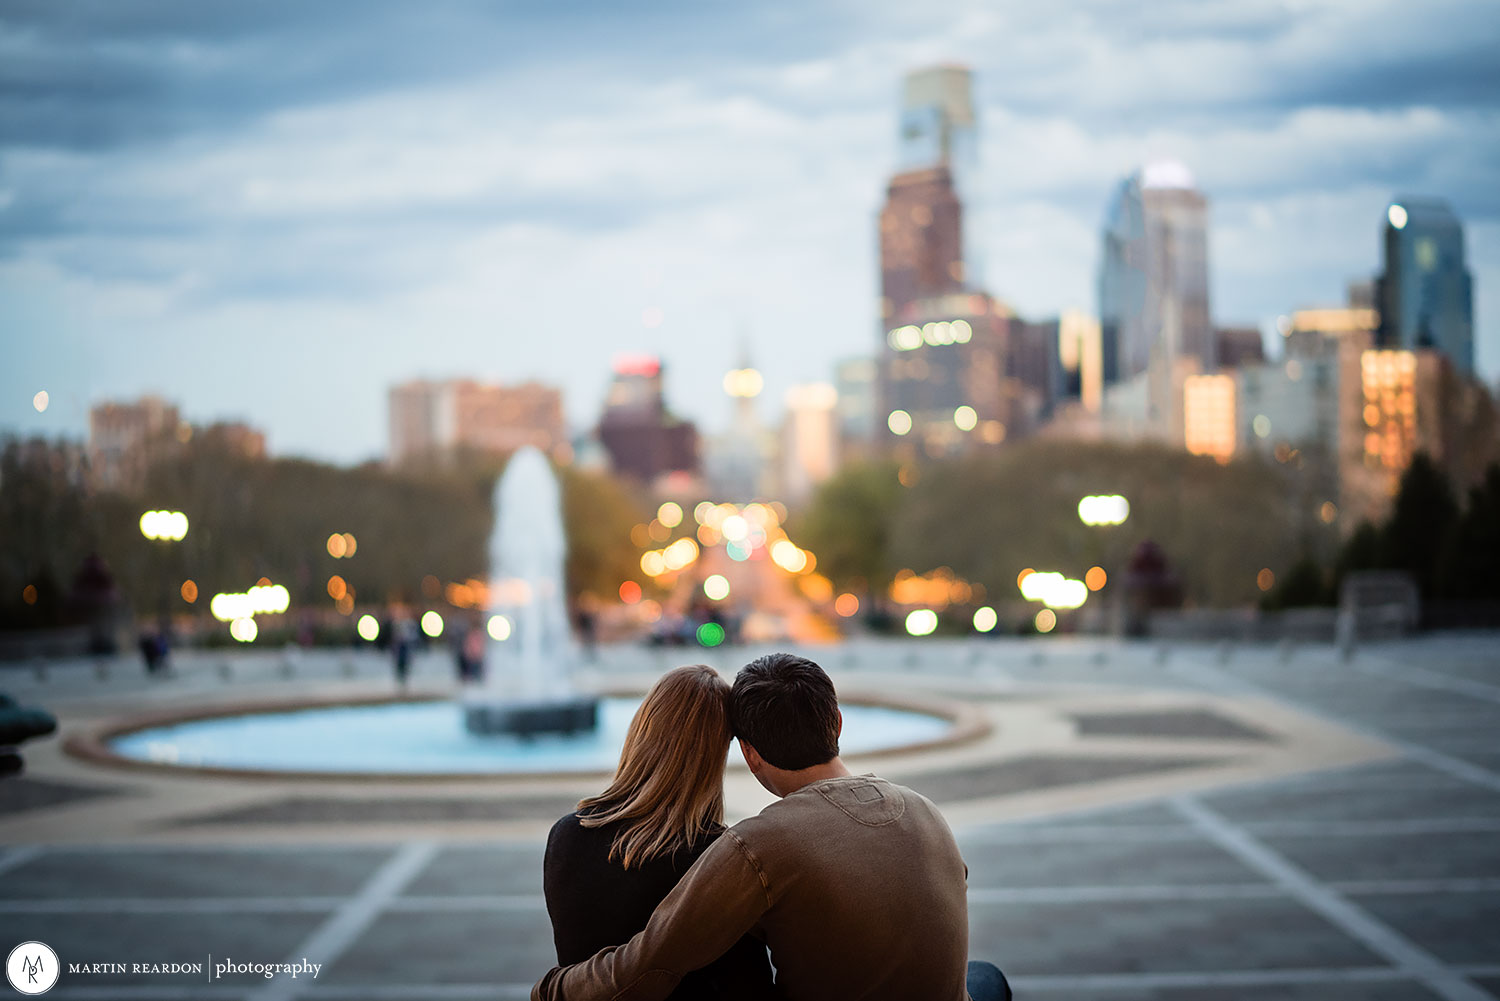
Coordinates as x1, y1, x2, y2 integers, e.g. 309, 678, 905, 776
531, 652, 1010, 1001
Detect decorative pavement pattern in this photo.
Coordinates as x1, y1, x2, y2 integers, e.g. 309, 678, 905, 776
0, 632, 1497, 999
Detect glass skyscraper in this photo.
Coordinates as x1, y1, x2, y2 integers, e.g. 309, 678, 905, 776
1097, 161, 1213, 387
1376, 197, 1474, 373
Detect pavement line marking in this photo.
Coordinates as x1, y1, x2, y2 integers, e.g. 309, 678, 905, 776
387, 894, 546, 911
1172, 796, 1492, 1001
1171, 660, 1500, 794
967, 883, 1282, 903
959, 816, 1500, 844
10, 873, 1496, 917
1330, 877, 1500, 895
1355, 658, 1500, 705
0, 897, 347, 913
247, 839, 438, 1001
0, 845, 43, 876
1007, 966, 1410, 991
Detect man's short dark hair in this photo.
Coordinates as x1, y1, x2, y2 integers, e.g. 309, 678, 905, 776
730, 652, 840, 770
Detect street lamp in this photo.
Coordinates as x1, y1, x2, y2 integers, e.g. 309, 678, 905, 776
139, 509, 189, 674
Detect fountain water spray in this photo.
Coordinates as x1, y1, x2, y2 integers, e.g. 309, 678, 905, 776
462, 447, 598, 736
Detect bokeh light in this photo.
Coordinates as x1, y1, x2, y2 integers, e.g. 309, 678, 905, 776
887, 409, 913, 436
342, 532, 357, 556
696, 622, 726, 647
327, 533, 348, 558
357, 614, 380, 642
721, 514, 749, 542
1257, 568, 1276, 591
420, 610, 444, 637
1085, 566, 1107, 591
32, 390, 49, 413
487, 614, 512, 641
618, 580, 642, 604
703, 574, 730, 600
972, 606, 998, 632
140, 510, 189, 541
1034, 609, 1057, 633
657, 501, 683, 528
770, 539, 808, 573
834, 592, 860, 617
22, 584, 38, 605
230, 617, 258, 643
905, 608, 938, 636
180, 579, 198, 603
1077, 495, 1130, 526
953, 405, 978, 431
327, 575, 347, 600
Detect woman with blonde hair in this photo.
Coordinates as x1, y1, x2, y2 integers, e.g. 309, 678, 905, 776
542, 664, 772, 999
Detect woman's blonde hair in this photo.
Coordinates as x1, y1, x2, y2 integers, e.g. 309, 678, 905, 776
577, 664, 732, 869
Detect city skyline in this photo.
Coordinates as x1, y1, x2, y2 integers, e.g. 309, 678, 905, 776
3, 0, 1497, 463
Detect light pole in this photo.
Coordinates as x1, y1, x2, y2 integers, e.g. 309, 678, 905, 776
139, 509, 189, 674
1077, 495, 1130, 632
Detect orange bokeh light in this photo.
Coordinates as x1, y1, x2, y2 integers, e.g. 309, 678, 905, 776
1085, 566, 1107, 591
327, 575, 347, 601
619, 580, 642, 604
834, 593, 860, 617
181, 579, 199, 603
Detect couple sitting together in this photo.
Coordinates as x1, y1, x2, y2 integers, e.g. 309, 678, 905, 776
534, 652, 1010, 1001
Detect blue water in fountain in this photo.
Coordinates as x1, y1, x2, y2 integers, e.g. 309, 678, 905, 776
108, 696, 952, 775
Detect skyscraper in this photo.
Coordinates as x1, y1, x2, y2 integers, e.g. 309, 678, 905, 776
1376, 197, 1474, 373
595, 356, 700, 486
878, 67, 1002, 455
1098, 161, 1214, 388
879, 167, 965, 317
898, 65, 978, 273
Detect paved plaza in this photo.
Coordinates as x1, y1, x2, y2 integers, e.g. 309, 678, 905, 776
1, 633, 1498, 999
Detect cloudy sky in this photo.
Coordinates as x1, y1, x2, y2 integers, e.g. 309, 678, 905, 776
3, 0, 1497, 463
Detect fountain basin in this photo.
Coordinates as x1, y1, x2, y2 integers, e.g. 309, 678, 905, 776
463, 694, 599, 737
66, 690, 985, 780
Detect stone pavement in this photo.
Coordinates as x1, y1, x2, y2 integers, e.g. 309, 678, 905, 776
1, 633, 1498, 999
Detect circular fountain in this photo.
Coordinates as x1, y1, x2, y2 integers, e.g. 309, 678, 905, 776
462, 446, 598, 737
64, 444, 990, 779
86, 693, 969, 778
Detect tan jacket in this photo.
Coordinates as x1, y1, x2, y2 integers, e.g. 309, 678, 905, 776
531, 774, 970, 1001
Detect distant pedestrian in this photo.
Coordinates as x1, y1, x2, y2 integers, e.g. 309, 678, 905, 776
391, 614, 417, 689
575, 595, 599, 661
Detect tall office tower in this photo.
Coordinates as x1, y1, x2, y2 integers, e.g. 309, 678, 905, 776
1008, 316, 1064, 426
388, 379, 566, 467
1058, 310, 1104, 413
705, 356, 772, 500
881, 293, 1010, 457
89, 395, 184, 493
595, 355, 700, 486
833, 357, 878, 457
780, 383, 839, 503
879, 167, 965, 317
1098, 161, 1214, 389
898, 66, 978, 271
1214, 326, 1266, 369
1376, 197, 1474, 373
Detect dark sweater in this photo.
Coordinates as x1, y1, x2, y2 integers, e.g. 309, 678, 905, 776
543, 810, 773, 1001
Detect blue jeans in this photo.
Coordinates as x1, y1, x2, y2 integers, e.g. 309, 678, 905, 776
967, 960, 1011, 1001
